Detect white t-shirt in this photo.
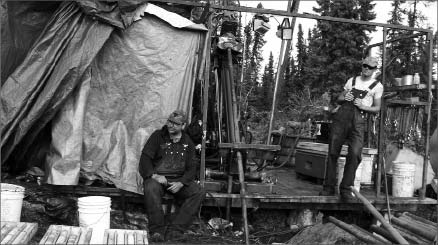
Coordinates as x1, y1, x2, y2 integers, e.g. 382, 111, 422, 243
344, 76, 384, 107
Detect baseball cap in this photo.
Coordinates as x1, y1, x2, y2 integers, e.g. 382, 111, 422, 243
168, 110, 187, 125
362, 56, 378, 67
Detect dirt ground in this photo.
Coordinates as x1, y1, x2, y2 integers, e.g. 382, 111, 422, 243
5, 177, 437, 244
10, 178, 298, 244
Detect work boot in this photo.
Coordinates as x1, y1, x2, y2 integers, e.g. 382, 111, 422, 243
319, 185, 335, 196
340, 190, 357, 202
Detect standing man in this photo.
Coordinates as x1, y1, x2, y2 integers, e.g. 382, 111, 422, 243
139, 110, 205, 241
322, 57, 383, 201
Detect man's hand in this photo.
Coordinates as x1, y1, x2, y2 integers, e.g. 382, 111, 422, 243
167, 182, 184, 193
344, 90, 354, 101
353, 98, 364, 110
152, 174, 168, 185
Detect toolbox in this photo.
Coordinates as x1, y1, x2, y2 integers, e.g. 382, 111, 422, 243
295, 149, 328, 179
294, 142, 377, 181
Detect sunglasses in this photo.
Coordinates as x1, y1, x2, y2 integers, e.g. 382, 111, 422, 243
167, 120, 183, 127
362, 64, 377, 70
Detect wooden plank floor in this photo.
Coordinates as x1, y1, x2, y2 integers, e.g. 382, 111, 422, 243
44, 166, 436, 211
203, 166, 437, 211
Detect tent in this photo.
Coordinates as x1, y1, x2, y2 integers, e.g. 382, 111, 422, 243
1, 1, 207, 194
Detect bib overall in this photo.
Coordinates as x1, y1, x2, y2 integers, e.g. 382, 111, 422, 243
324, 77, 378, 194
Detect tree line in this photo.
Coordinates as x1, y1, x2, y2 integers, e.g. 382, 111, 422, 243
239, 0, 437, 125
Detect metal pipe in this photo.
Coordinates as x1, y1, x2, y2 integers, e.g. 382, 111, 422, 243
214, 69, 224, 170
227, 49, 240, 143
420, 32, 433, 199
266, 0, 294, 145
366, 33, 426, 54
223, 66, 235, 142
222, 62, 236, 222
226, 47, 249, 245
206, 169, 263, 181
148, 0, 433, 33
222, 66, 234, 221
350, 187, 408, 244
266, 33, 286, 145
200, 14, 212, 187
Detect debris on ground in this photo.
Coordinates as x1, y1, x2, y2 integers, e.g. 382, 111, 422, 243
286, 222, 365, 244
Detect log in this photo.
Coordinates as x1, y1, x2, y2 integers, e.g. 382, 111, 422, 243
398, 215, 436, 234
351, 224, 390, 244
350, 186, 408, 244
400, 212, 437, 227
392, 222, 433, 244
328, 216, 390, 244
370, 224, 399, 244
391, 216, 435, 241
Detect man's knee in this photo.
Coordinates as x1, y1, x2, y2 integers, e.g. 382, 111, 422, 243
144, 178, 162, 194
350, 148, 362, 162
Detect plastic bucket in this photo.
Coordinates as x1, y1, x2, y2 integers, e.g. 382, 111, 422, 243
392, 162, 416, 197
360, 156, 374, 185
337, 157, 362, 192
1, 183, 25, 222
78, 196, 111, 230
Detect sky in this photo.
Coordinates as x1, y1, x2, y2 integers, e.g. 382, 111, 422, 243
239, 0, 438, 67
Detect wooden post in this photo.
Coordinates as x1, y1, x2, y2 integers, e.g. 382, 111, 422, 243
350, 187, 408, 244
376, 27, 388, 198
420, 31, 434, 199
237, 151, 249, 245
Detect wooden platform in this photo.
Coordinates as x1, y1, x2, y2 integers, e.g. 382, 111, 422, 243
1, 222, 38, 244
202, 167, 436, 211
45, 167, 436, 212
39, 225, 148, 245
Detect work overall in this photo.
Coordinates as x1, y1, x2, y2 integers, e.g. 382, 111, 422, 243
143, 138, 204, 235
324, 77, 378, 194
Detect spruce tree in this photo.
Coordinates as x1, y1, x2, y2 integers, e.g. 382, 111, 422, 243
303, 0, 376, 94
260, 52, 275, 111
295, 24, 307, 90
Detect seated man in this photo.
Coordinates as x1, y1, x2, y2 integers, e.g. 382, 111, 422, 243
139, 110, 205, 241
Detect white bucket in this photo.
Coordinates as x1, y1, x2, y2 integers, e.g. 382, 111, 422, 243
392, 162, 416, 197
337, 157, 363, 192
360, 156, 374, 185
78, 196, 111, 230
1, 183, 25, 222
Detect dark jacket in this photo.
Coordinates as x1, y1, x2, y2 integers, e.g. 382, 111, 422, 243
138, 126, 196, 185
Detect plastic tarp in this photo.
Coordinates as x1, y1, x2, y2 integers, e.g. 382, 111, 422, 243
1, 2, 114, 166
1, 2, 61, 83
47, 6, 206, 193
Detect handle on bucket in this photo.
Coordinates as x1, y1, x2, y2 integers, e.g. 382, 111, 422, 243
77, 208, 111, 228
